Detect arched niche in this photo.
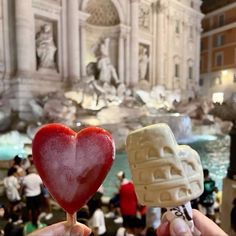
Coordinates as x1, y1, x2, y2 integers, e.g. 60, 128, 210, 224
81, 0, 124, 24
80, 0, 128, 84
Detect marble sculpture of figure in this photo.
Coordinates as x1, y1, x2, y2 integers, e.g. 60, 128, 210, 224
97, 38, 119, 85
85, 63, 108, 106
139, 46, 150, 80
36, 24, 57, 69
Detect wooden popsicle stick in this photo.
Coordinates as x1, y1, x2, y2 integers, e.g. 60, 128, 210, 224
66, 212, 77, 227
65, 212, 77, 236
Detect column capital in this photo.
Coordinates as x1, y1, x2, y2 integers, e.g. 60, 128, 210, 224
130, 0, 140, 4
154, 0, 167, 13
79, 11, 90, 25
119, 24, 131, 38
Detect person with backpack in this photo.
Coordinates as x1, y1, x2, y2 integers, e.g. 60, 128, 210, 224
198, 169, 216, 221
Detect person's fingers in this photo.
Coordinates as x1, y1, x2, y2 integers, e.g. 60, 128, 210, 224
28, 221, 91, 236
161, 212, 169, 223
156, 221, 170, 236
169, 218, 193, 236
28, 221, 68, 236
192, 209, 227, 236
156, 218, 193, 236
71, 222, 91, 236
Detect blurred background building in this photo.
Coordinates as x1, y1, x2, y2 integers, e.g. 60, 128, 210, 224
200, 0, 236, 100
0, 0, 203, 120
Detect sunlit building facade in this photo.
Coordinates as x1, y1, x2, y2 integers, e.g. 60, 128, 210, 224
200, 0, 236, 100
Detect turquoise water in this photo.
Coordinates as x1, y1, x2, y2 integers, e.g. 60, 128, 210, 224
103, 135, 230, 197
0, 145, 27, 160
0, 134, 230, 197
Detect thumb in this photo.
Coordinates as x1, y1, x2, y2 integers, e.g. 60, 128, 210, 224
170, 218, 193, 236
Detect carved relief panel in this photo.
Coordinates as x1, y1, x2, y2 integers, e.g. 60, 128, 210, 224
35, 18, 58, 72
139, 3, 152, 33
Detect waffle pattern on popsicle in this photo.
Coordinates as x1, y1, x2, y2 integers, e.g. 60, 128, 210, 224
126, 123, 203, 208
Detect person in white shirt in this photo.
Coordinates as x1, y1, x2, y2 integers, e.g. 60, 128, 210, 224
116, 216, 144, 236
88, 193, 106, 236
22, 165, 43, 220
116, 227, 134, 236
12, 155, 26, 180
3, 167, 21, 211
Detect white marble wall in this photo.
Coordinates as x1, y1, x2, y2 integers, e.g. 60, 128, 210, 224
138, 0, 203, 99
0, 0, 3, 76
0, 0, 203, 119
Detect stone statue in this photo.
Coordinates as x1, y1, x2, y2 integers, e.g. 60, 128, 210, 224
97, 38, 119, 85
85, 63, 108, 106
139, 3, 151, 30
139, 46, 150, 80
36, 24, 57, 70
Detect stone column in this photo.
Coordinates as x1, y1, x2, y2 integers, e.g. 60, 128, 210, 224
156, 4, 165, 86
79, 11, 89, 78
118, 29, 125, 83
67, 0, 80, 83
15, 0, 34, 75
166, 14, 174, 90
182, 21, 188, 91
130, 0, 139, 85
125, 34, 130, 85
195, 24, 202, 93
80, 24, 86, 77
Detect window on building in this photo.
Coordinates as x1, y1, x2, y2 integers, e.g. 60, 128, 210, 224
215, 34, 224, 47
201, 41, 204, 51
175, 64, 180, 77
218, 14, 225, 26
233, 73, 236, 83
175, 21, 180, 34
200, 58, 204, 71
199, 78, 204, 86
189, 66, 193, 79
215, 52, 223, 66
235, 48, 236, 64
234, 74, 236, 83
190, 1, 194, 8
190, 26, 193, 39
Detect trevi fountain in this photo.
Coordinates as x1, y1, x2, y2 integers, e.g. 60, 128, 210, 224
0, 0, 235, 232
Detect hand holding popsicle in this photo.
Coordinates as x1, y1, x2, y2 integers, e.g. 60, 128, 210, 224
32, 123, 115, 234
157, 209, 227, 236
28, 221, 91, 236
126, 123, 204, 234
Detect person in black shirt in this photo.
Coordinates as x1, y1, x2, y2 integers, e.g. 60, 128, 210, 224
4, 211, 23, 236
231, 198, 236, 235
198, 169, 216, 221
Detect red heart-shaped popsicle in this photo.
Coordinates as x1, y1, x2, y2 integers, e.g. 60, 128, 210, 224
32, 123, 115, 214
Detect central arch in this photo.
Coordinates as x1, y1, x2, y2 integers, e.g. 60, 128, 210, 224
81, 0, 125, 24
85, 0, 120, 26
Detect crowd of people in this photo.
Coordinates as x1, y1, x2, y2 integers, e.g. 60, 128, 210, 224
86, 168, 230, 236
0, 155, 234, 236
0, 155, 52, 236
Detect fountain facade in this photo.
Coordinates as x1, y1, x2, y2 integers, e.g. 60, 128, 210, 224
0, 0, 203, 121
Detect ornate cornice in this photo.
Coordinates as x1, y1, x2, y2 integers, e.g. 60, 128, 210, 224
32, 0, 61, 15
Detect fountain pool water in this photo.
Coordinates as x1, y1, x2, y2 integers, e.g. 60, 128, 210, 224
103, 134, 230, 197
0, 133, 230, 198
